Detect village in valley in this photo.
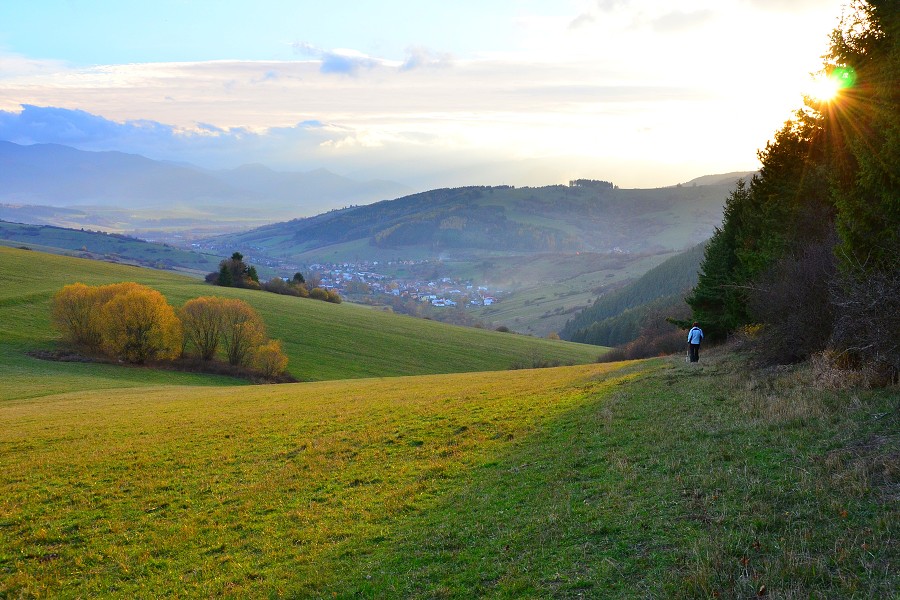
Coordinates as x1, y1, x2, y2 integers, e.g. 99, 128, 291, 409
307, 260, 500, 308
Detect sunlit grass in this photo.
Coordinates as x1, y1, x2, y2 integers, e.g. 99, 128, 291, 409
1, 353, 895, 597
0, 362, 645, 597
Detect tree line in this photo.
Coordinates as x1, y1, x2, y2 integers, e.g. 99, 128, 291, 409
685, 1, 898, 382
52, 282, 289, 379
207, 252, 341, 303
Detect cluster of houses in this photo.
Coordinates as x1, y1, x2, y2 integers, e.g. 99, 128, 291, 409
309, 262, 499, 308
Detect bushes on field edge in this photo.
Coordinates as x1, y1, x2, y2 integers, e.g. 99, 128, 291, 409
52, 282, 290, 381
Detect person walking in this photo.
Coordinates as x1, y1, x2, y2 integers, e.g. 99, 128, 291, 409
687, 322, 704, 363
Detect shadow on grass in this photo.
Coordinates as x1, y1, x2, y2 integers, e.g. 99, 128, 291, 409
297, 360, 701, 598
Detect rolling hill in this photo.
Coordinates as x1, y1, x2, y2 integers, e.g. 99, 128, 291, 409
0, 221, 226, 275
205, 178, 748, 336
208, 181, 737, 258
1, 342, 893, 597
0, 246, 601, 401
0, 246, 893, 599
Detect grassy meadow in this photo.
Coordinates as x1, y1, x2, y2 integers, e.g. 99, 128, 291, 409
0, 246, 895, 597
1, 354, 896, 597
0, 246, 601, 400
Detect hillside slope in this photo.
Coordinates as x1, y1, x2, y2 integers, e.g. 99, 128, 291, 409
210, 182, 735, 260
0, 221, 225, 274
1, 353, 894, 597
560, 241, 707, 345
0, 246, 601, 400
205, 180, 740, 336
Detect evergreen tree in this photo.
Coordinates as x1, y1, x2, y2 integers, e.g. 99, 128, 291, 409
686, 0, 898, 368
218, 262, 233, 287
822, 0, 899, 272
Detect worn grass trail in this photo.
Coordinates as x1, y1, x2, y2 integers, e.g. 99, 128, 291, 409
338, 354, 897, 598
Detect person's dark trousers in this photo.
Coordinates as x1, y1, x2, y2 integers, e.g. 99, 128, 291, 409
689, 344, 700, 363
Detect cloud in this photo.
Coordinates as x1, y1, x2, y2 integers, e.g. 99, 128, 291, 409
291, 42, 380, 76
320, 52, 378, 76
650, 9, 716, 33
596, 0, 627, 11
0, 52, 68, 79
0, 104, 175, 146
400, 46, 453, 72
568, 13, 596, 30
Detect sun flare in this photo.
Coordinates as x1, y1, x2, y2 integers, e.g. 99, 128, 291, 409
807, 67, 857, 103
808, 75, 842, 102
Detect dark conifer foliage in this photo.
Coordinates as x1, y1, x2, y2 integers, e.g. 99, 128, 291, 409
686, 1, 898, 378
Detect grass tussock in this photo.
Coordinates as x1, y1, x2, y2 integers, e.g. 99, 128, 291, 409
668, 350, 898, 599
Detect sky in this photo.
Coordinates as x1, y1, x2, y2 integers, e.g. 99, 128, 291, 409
0, 0, 848, 190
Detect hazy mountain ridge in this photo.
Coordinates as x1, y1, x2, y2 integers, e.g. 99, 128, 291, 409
206, 180, 742, 337
0, 141, 413, 223
212, 180, 739, 260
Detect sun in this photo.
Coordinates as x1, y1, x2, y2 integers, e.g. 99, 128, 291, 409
808, 75, 842, 102
806, 67, 857, 103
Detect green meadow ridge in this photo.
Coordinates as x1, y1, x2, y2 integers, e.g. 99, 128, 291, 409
0, 245, 896, 597
0, 246, 601, 400
0, 220, 226, 275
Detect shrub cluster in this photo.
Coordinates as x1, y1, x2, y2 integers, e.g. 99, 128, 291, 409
52, 282, 181, 364
52, 283, 289, 378
206, 252, 260, 289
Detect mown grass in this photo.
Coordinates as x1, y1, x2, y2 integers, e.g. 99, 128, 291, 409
1, 351, 896, 597
0, 246, 602, 400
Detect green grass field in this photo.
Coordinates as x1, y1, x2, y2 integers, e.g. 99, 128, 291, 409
1, 354, 895, 597
0, 246, 602, 401
0, 221, 226, 275
0, 246, 895, 597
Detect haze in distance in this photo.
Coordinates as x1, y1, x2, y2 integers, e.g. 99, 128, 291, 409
0, 0, 846, 207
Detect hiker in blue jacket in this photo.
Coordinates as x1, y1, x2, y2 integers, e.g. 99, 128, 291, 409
687, 322, 704, 363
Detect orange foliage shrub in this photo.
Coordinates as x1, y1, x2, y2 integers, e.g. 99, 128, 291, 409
52, 283, 105, 352
180, 296, 226, 360
53, 282, 181, 363
100, 286, 182, 364
253, 340, 289, 378
218, 298, 266, 366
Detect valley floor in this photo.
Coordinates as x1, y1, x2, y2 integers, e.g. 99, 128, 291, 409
0, 352, 896, 598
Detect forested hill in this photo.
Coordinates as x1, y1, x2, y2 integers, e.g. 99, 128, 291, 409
560, 241, 706, 346
207, 179, 747, 260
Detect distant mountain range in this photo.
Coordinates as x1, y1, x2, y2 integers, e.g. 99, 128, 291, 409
0, 141, 413, 229
0, 139, 755, 337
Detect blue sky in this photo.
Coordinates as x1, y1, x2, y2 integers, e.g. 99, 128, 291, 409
0, 1, 525, 64
0, 0, 848, 194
